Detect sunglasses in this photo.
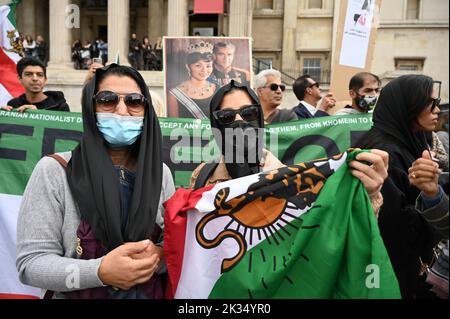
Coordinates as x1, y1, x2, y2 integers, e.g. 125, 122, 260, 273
213, 104, 260, 125
93, 90, 146, 112
308, 82, 320, 89
263, 83, 286, 92
430, 97, 441, 113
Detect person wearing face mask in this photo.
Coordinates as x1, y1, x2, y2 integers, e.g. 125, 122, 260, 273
190, 80, 390, 222
16, 64, 175, 299
189, 80, 284, 187
335, 72, 381, 115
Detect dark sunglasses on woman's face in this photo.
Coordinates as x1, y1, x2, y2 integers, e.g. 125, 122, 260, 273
264, 83, 286, 92
213, 104, 260, 125
430, 97, 441, 113
93, 90, 146, 112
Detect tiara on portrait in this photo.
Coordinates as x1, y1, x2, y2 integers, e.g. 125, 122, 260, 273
186, 41, 214, 54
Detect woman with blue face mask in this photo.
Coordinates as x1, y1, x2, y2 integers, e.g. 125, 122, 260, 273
16, 64, 175, 298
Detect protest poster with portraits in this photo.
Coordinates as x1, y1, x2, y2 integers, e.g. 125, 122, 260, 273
163, 37, 252, 119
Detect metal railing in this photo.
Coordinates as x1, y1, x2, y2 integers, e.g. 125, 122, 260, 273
253, 57, 331, 86
253, 58, 296, 86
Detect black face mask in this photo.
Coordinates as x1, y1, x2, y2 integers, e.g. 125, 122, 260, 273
355, 94, 378, 113
220, 120, 263, 179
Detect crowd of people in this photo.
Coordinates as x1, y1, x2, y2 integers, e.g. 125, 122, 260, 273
1, 56, 448, 300
71, 38, 108, 70
128, 33, 163, 71
70, 34, 163, 71
20, 34, 48, 66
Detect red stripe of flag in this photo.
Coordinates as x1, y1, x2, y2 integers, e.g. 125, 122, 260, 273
0, 49, 25, 101
194, 0, 224, 14
163, 185, 214, 298
0, 293, 39, 299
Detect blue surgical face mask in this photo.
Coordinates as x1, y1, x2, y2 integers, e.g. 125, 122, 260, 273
96, 113, 144, 148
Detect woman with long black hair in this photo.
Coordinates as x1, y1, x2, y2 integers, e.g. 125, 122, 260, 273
357, 74, 442, 298
16, 64, 175, 298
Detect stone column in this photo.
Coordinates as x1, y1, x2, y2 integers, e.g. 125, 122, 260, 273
229, 0, 253, 37
48, 0, 72, 68
17, 0, 36, 38
148, 0, 164, 44
70, 0, 81, 44
107, 0, 130, 65
167, 0, 188, 36
273, 0, 284, 10
281, 0, 298, 76
34, 0, 50, 42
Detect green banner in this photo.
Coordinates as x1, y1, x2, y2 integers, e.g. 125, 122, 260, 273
0, 109, 373, 193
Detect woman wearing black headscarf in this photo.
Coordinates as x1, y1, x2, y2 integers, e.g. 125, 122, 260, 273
189, 80, 285, 188
190, 80, 390, 221
357, 74, 442, 298
16, 64, 175, 298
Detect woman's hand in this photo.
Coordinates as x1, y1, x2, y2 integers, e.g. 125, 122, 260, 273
408, 150, 441, 198
131, 240, 163, 263
349, 149, 389, 198
98, 239, 160, 290
348, 149, 388, 217
84, 62, 104, 85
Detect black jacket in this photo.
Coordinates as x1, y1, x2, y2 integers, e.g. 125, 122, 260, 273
293, 102, 329, 120
7, 91, 70, 111
357, 75, 440, 299
369, 139, 439, 298
129, 39, 141, 53
35, 41, 48, 60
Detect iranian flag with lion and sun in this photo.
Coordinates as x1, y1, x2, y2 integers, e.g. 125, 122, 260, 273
164, 150, 401, 299
0, 0, 24, 107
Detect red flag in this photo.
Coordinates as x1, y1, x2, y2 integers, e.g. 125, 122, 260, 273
163, 185, 214, 298
194, 0, 224, 14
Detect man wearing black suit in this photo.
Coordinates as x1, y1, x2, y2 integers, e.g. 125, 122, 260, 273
292, 75, 336, 120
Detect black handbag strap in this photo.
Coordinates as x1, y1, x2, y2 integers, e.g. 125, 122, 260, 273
193, 162, 219, 190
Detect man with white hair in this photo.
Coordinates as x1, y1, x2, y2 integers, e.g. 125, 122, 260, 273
255, 69, 298, 124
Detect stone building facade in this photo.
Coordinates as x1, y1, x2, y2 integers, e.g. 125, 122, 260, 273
2, 0, 448, 112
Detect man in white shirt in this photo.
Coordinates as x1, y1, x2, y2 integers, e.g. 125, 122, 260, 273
292, 74, 336, 120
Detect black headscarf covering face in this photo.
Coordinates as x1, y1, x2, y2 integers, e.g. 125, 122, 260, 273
66, 64, 163, 251
209, 80, 265, 179
371, 74, 433, 159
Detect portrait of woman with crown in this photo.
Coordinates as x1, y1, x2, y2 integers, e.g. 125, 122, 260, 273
167, 40, 217, 119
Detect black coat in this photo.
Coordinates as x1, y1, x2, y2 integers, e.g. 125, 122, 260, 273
368, 138, 439, 299
293, 102, 329, 120
357, 75, 440, 299
7, 91, 70, 112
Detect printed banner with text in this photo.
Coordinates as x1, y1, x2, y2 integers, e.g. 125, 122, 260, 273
0, 110, 372, 298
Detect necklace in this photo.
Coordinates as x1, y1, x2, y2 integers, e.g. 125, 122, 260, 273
184, 81, 213, 96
